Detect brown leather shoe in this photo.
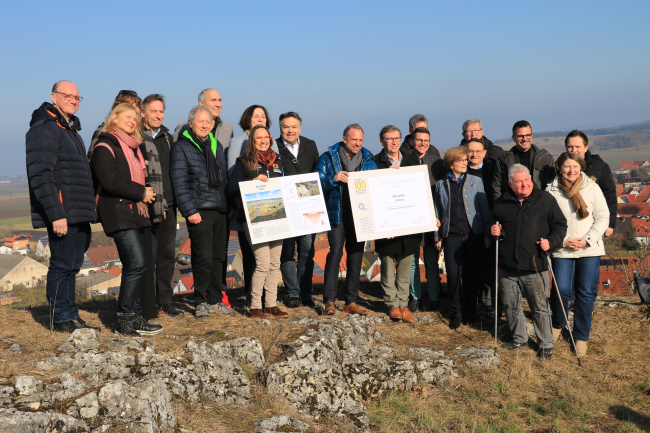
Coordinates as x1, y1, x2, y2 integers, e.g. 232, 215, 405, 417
264, 306, 288, 318
388, 307, 402, 321
249, 309, 266, 319
343, 302, 369, 316
400, 306, 414, 323
325, 301, 336, 315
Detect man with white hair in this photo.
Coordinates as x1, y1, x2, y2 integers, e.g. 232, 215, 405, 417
489, 164, 567, 361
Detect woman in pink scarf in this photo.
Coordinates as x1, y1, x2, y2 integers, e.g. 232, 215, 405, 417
91, 103, 162, 337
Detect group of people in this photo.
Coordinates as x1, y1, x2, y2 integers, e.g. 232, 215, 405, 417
26, 81, 617, 361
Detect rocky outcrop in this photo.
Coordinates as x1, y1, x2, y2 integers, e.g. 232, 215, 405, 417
254, 415, 311, 433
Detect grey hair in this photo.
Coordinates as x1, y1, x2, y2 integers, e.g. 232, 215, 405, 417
188, 105, 212, 122
462, 119, 483, 132
343, 123, 364, 137
508, 164, 531, 182
408, 114, 428, 132
198, 88, 219, 103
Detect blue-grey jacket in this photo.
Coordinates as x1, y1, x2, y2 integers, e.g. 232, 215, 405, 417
315, 142, 377, 225
170, 126, 228, 218
434, 174, 490, 238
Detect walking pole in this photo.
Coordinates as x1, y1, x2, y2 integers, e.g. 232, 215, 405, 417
494, 222, 499, 354
539, 238, 582, 367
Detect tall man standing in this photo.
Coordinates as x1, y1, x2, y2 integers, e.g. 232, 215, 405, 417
276, 112, 320, 308
141, 94, 183, 316
26, 81, 99, 333
492, 120, 555, 204
490, 164, 567, 360
316, 124, 378, 316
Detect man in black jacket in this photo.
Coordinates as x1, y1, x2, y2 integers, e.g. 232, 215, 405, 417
400, 114, 441, 159
26, 81, 99, 333
490, 164, 567, 361
141, 94, 183, 316
276, 112, 320, 308
492, 120, 555, 204
459, 119, 504, 162
565, 130, 616, 237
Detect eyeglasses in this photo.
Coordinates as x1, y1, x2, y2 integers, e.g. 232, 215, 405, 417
54, 91, 83, 102
118, 90, 138, 97
414, 139, 430, 144
466, 129, 482, 134
383, 137, 401, 143
468, 150, 484, 154
515, 134, 533, 140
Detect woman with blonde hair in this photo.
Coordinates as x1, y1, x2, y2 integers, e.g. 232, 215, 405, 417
91, 103, 162, 336
546, 150, 608, 356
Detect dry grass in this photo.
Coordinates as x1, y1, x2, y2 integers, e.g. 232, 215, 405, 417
1, 281, 649, 432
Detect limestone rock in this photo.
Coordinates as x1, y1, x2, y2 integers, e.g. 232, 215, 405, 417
189, 337, 265, 368
455, 346, 500, 368
104, 337, 155, 353
409, 348, 457, 383
0, 385, 15, 404
76, 392, 99, 418
14, 376, 42, 396
8, 343, 23, 353
254, 415, 311, 432
0, 408, 88, 432
58, 328, 100, 353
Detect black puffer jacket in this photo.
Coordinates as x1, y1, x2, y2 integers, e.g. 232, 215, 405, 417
583, 151, 617, 229
26, 102, 96, 228
90, 133, 150, 235
489, 186, 567, 272
170, 125, 228, 218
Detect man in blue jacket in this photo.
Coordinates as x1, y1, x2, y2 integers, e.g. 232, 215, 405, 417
316, 123, 377, 315
26, 81, 99, 333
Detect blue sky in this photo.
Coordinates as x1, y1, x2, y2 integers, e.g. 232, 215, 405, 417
2, 0, 649, 174
245, 190, 283, 202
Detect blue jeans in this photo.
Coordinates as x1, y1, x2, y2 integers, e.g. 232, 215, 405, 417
112, 228, 146, 315
46, 222, 90, 323
280, 234, 315, 300
409, 246, 441, 301
551, 256, 600, 341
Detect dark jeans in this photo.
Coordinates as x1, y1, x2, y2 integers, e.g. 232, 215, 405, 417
238, 230, 256, 304
551, 256, 600, 341
46, 222, 90, 323
442, 232, 481, 321
280, 233, 315, 300
323, 211, 365, 305
189, 210, 227, 305
151, 207, 177, 304
113, 228, 146, 315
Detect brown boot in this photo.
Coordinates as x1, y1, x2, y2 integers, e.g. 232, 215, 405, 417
325, 301, 336, 315
575, 340, 588, 357
249, 309, 266, 319
400, 306, 414, 323
388, 307, 402, 321
343, 302, 369, 316
552, 327, 562, 343
264, 306, 289, 318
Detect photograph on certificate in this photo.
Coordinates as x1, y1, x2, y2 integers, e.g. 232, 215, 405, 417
244, 189, 287, 223
295, 180, 320, 198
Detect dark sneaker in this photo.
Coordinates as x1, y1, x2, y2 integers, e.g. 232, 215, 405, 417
503, 341, 528, 351
116, 315, 139, 337
160, 303, 184, 316
72, 318, 101, 331
408, 299, 419, 313
449, 314, 462, 330
286, 297, 303, 308
195, 302, 209, 319
429, 301, 440, 312
52, 321, 76, 333
132, 315, 163, 336
537, 347, 552, 361
208, 303, 235, 316
301, 298, 316, 308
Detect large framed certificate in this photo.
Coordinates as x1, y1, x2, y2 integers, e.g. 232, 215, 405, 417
347, 165, 437, 242
239, 172, 331, 244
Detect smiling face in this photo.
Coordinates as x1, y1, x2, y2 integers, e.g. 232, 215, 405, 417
467, 141, 487, 167
200, 89, 222, 118
114, 109, 139, 135
51, 81, 80, 120
342, 128, 364, 155
413, 131, 430, 157
280, 116, 301, 145
512, 126, 533, 151
566, 136, 588, 158
252, 127, 271, 152
189, 110, 214, 139
560, 158, 582, 183
508, 171, 533, 200
462, 122, 484, 141
251, 107, 267, 129
381, 130, 402, 157
142, 100, 165, 130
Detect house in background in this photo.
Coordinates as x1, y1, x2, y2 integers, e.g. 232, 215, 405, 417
174, 275, 193, 295
0, 255, 48, 291
77, 271, 122, 298
4, 235, 30, 252
0, 246, 12, 255
178, 237, 191, 263
36, 237, 49, 256
85, 245, 122, 268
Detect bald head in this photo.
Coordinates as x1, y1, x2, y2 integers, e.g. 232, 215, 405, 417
50, 81, 80, 121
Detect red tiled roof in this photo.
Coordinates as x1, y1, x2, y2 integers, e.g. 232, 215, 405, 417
636, 195, 650, 203
85, 245, 120, 267
102, 267, 122, 277
618, 202, 650, 217
616, 185, 624, 196
180, 276, 194, 290
179, 237, 191, 255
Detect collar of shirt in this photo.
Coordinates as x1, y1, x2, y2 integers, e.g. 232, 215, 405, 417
151, 128, 160, 139
385, 149, 402, 166
283, 138, 300, 158
469, 162, 484, 169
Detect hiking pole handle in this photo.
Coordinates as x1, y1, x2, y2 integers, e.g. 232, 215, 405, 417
493, 221, 501, 240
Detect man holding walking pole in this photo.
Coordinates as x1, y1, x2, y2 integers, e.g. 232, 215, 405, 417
489, 164, 567, 360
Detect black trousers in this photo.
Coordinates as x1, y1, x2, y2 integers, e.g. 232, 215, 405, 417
238, 230, 256, 304
442, 232, 482, 321
151, 206, 177, 305
323, 211, 365, 305
188, 210, 227, 305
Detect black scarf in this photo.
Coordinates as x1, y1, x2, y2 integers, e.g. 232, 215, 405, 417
188, 130, 221, 189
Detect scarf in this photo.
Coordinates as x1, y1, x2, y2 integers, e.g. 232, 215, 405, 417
338, 145, 363, 172
447, 171, 465, 183
142, 128, 167, 222
257, 148, 276, 168
558, 174, 589, 219
112, 129, 149, 218
184, 130, 222, 189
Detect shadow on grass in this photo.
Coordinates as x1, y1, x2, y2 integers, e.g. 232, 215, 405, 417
609, 405, 650, 431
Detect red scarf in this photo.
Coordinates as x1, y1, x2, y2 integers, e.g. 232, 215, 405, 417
257, 148, 276, 168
